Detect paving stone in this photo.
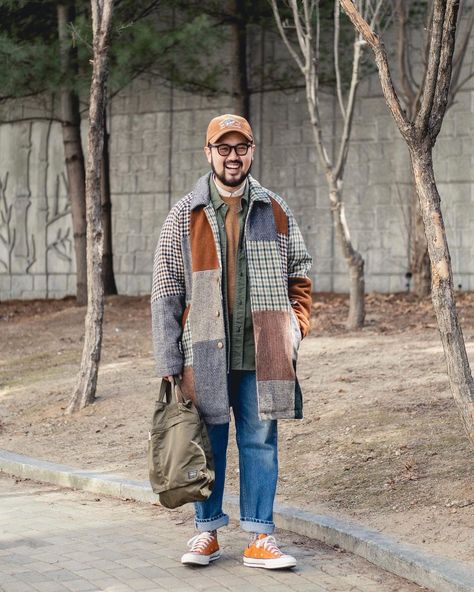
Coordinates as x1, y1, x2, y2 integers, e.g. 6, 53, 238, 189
61, 581, 97, 592
2, 584, 38, 592
0, 475, 423, 592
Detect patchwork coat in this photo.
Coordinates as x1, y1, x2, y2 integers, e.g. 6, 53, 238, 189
151, 172, 312, 424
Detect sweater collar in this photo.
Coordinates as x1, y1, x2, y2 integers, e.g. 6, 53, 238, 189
190, 172, 271, 211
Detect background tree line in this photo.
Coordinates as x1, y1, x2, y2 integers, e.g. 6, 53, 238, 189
1, 0, 473, 446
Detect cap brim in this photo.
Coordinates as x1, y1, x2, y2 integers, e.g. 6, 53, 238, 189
208, 129, 253, 144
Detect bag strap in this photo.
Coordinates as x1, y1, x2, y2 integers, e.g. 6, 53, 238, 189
173, 375, 188, 403
158, 379, 172, 403
158, 376, 187, 404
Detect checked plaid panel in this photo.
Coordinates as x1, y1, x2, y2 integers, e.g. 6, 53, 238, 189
181, 317, 193, 366
287, 213, 312, 278
247, 240, 290, 311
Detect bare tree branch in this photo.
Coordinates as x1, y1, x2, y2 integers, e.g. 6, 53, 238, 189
334, 0, 346, 119
340, 0, 412, 138
290, 0, 310, 61
415, 0, 446, 134
270, 0, 305, 73
334, 36, 362, 178
395, 0, 416, 107
429, 0, 461, 139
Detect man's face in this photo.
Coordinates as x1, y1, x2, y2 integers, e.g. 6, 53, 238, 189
204, 131, 255, 189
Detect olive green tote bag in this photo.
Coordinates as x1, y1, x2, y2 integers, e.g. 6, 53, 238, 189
148, 377, 215, 509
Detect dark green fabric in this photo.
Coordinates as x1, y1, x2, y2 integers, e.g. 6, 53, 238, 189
209, 178, 255, 370
148, 379, 215, 508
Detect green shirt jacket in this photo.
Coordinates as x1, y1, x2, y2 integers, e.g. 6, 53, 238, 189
209, 178, 255, 370
151, 172, 313, 425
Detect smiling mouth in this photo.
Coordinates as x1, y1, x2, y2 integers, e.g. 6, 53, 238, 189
225, 162, 242, 171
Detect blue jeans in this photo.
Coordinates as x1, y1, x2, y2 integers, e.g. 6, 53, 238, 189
194, 370, 278, 534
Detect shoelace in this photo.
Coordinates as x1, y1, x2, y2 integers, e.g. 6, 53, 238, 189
187, 532, 215, 552
254, 535, 282, 556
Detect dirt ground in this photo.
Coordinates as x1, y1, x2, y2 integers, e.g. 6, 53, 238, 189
1, 293, 473, 566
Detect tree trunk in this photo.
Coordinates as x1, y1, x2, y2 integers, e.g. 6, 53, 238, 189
57, 2, 87, 305
330, 186, 366, 330
67, 0, 114, 414
228, 0, 249, 118
411, 185, 431, 297
101, 108, 117, 295
410, 146, 474, 445
348, 252, 365, 329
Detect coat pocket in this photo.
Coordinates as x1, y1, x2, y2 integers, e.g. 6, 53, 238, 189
290, 307, 302, 361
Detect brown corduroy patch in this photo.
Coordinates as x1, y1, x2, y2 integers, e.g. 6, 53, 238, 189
271, 198, 288, 235
190, 208, 219, 271
253, 310, 295, 381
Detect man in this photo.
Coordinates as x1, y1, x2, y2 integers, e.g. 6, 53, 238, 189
151, 114, 312, 569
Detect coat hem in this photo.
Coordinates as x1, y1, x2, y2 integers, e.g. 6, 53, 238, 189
258, 410, 303, 421
155, 363, 184, 377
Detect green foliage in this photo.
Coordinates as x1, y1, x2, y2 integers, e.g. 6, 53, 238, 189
0, 0, 224, 102
108, 11, 223, 96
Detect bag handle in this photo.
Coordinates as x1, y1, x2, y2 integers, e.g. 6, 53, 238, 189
158, 376, 187, 404
158, 379, 172, 403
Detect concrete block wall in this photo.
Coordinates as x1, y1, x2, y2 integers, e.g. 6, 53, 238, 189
0, 23, 473, 300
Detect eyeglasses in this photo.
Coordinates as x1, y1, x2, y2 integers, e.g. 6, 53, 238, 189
208, 143, 252, 157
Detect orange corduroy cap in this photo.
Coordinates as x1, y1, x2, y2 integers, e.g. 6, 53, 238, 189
206, 114, 254, 145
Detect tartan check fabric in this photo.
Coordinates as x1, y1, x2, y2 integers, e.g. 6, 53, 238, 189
246, 240, 290, 311
287, 211, 310, 278
181, 317, 193, 366
277, 233, 289, 286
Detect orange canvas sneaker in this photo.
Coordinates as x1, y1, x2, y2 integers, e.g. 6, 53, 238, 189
181, 531, 221, 566
243, 534, 296, 569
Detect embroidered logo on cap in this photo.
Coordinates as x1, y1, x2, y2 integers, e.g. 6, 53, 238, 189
219, 117, 242, 129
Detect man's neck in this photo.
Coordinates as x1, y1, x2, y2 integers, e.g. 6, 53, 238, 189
213, 175, 247, 198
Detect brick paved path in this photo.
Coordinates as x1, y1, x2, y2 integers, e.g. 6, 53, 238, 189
0, 474, 426, 592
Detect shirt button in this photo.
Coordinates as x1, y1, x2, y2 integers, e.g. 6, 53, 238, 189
217, 341, 224, 349
216, 311, 220, 317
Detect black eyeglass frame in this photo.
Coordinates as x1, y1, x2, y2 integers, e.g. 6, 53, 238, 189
207, 142, 253, 157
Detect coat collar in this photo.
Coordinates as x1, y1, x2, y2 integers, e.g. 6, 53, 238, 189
190, 172, 271, 211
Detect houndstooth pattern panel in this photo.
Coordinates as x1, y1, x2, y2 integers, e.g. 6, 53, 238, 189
151, 196, 191, 302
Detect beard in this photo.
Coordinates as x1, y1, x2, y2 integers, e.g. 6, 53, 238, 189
211, 155, 252, 188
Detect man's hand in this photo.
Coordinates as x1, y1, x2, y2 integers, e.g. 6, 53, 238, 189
163, 375, 182, 382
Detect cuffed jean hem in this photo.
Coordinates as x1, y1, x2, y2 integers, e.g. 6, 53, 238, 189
195, 512, 229, 532
240, 518, 275, 534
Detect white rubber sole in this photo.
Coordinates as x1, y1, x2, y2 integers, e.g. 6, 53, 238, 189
181, 550, 221, 566
243, 555, 297, 569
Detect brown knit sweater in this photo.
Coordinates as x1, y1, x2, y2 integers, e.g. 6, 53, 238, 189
219, 194, 242, 316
